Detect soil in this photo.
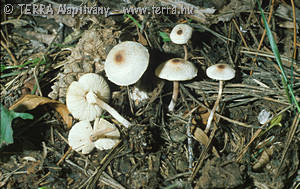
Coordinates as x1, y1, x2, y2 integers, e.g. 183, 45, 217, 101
1, 0, 300, 188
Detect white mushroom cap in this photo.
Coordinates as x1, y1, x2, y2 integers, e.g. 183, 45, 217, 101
66, 73, 110, 121
105, 41, 149, 86
206, 64, 236, 81
155, 58, 197, 81
68, 120, 95, 154
170, 24, 193, 44
93, 118, 120, 150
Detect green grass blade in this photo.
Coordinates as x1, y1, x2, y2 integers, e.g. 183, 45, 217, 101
159, 31, 171, 42
124, 14, 142, 30
256, 0, 300, 113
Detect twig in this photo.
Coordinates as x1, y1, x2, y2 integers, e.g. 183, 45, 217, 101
180, 84, 260, 129
191, 122, 217, 179
56, 147, 72, 166
33, 66, 43, 96
0, 40, 18, 65
85, 141, 124, 189
276, 112, 300, 177
232, 19, 249, 48
186, 115, 193, 171
252, 0, 275, 67
290, 0, 297, 60
192, 24, 235, 43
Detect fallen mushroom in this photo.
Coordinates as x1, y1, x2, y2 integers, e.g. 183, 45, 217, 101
91, 118, 120, 150
68, 118, 121, 154
170, 24, 193, 61
204, 64, 235, 133
66, 73, 131, 128
155, 58, 197, 112
68, 120, 95, 154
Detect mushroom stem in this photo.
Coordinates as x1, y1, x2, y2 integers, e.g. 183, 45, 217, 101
204, 80, 223, 133
168, 81, 179, 112
95, 98, 131, 128
90, 127, 117, 142
183, 45, 188, 61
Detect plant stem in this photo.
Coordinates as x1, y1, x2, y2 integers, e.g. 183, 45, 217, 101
204, 80, 223, 133
168, 81, 179, 112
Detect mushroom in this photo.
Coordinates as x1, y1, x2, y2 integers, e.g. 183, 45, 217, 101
66, 73, 131, 128
105, 41, 150, 107
68, 120, 95, 154
90, 118, 120, 150
169, 24, 193, 61
155, 58, 197, 112
204, 64, 235, 133
105, 41, 149, 86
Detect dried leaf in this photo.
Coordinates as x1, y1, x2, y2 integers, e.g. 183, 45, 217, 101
193, 126, 220, 158
253, 148, 273, 170
198, 107, 210, 125
213, 0, 254, 23
193, 126, 209, 145
9, 95, 72, 128
49, 103, 73, 129
138, 32, 148, 46
159, 0, 215, 24
1, 19, 29, 27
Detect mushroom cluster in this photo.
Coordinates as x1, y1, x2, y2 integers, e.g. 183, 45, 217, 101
64, 31, 236, 155
66, 41, 151, 154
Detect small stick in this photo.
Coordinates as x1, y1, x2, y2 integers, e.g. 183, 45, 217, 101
56, 147, 72, 166
186, 115, 193, 171
0, 40, 18, 65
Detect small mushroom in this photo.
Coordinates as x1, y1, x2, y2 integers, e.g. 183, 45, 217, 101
68, 120, 95, 154
170, 24, 193, 61
91, 118, 120, 150
204, 64, 235, 132
155, 58, 197, 112
105, 41, 149, 86
66, 73, 131, 128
